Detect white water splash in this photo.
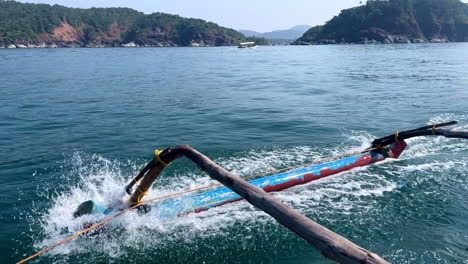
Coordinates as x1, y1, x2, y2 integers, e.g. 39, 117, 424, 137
30, 114, 468, 259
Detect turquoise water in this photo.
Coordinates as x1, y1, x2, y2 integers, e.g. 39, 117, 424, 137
1, 44, 468, 263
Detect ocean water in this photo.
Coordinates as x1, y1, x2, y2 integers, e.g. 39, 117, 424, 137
1, 44, 468, 263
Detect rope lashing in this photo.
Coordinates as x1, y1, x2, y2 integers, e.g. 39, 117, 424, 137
155, 149, 171, 167
395, 131, 400, 142
134, 150, 171, 202
124, 149, 172, 199
132, 177, 148, 202
432, 123, 437, 135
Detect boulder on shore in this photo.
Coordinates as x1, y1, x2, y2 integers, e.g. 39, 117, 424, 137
121, 42, 137, 47
7, 44, 16, 48
189, 41, 208, 47
430, 38, 449, 43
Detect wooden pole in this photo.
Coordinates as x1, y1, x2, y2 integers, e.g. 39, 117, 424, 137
130, 145, 390, 264
372, 126, 468, 148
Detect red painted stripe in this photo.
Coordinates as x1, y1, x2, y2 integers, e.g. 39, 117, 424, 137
180, 141, 407, 217
187, 154, 376, 216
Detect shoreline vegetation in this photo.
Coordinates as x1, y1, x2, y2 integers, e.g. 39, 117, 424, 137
293, 0, 468, 45
0, 0, 267, 48
1, 0, 468, 48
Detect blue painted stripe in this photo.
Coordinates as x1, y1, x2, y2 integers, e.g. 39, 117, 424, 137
152, 153, 367, 219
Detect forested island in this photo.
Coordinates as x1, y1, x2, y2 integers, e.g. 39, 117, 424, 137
3, 0, 468, 48
295, 0, 468, 45
0, 0, 266, 48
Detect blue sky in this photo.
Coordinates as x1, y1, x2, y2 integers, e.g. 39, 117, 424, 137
18, 0, 468, 32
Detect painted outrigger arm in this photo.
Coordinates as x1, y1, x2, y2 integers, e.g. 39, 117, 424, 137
74, 121, 468, 219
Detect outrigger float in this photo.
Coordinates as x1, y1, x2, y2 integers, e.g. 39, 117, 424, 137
19, 121, 468, 264
74, 121, 468, 219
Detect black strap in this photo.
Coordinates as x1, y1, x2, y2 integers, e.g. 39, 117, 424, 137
125, 157, 157, 195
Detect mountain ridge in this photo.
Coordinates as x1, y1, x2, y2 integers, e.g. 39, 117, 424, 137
239, 25, 311, 40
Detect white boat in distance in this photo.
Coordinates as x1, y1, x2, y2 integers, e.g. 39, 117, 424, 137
238, 42, 258, 48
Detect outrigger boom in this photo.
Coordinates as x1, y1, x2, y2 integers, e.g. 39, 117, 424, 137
20, 121, 468, 264
74, 121, 468, 219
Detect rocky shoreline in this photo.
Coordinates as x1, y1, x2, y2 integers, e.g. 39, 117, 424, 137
293, 31, 453, 45
0, 40, 226, 49
292, 38, 451, 45
1, 39, 458, 49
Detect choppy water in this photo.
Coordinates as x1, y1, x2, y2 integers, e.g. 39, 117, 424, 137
1, 44, 468, 263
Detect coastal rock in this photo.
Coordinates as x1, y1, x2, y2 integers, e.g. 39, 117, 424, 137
386, 35, 394, 43
48, 43, 58, 48
359, 38, 381, 44
189, 41, 209, 47
297, 0, 468, 45
0, 45, 4, 48
393, 36, 411, 44
411, 38, 426, 43
85, 43, 97, 48
318, 39, 336, 44
136, 39, 179, 47
7, 44, 16, 48
17, 44, 28, 48
62, 43, 81, 48
359, 28, 390, 43
430, 38, 449, 43
292, 41, 312, 45
121, 42, 137, 47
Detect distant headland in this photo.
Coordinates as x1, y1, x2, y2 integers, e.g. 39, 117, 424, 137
0, 0, 267, 48
2, 0, 468, 49
294, 0, 468, 45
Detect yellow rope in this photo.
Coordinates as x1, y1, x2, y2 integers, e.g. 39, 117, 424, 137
395, 131, 400, 142
132, 177, 148, 202
16, 146, 381, 264
134, 150, 171, 202
155, 149, 170, 167
15, 203, 142, 264
133, 177, 145, 194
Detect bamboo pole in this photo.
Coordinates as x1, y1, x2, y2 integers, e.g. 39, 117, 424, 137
129, 145, 390, 264
372, 127, 468, 148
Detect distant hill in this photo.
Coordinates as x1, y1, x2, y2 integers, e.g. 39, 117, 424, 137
0, 0, 248, 47
296, 0, 468, 44
288, 25, 312, 32
238, 29, 261, 37
239, 25, 311, 40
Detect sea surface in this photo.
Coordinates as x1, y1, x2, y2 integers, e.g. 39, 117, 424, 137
1, 44, 468, 263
